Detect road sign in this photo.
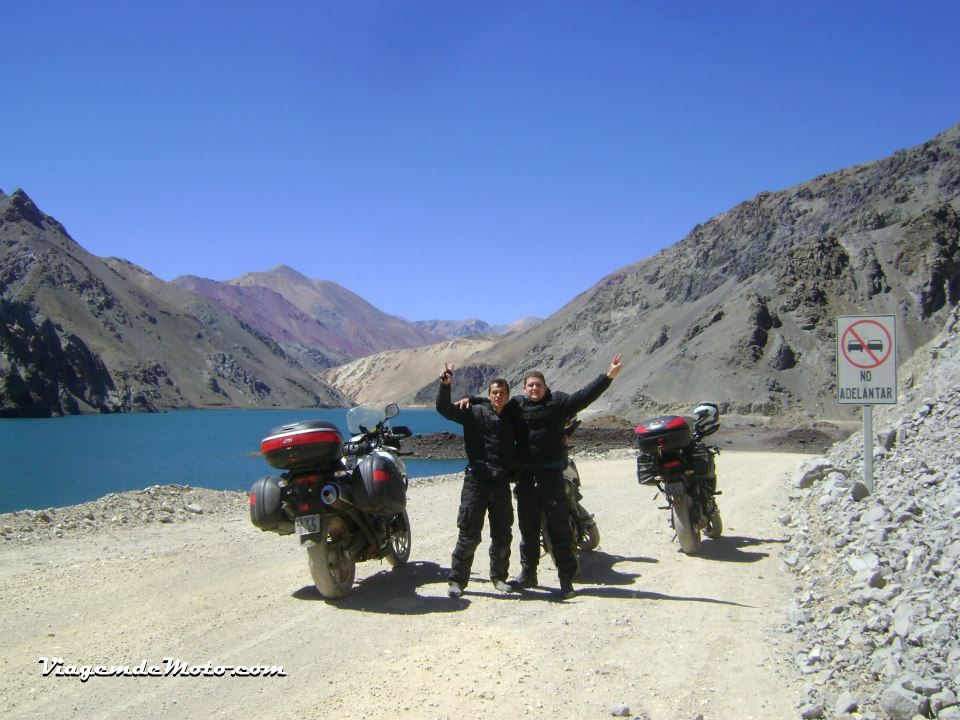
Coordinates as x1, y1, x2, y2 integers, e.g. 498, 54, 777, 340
836, 315, 897, 405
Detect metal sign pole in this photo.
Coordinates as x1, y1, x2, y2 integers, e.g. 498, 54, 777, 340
837, 315, 896, 495
863, 404, 874, 493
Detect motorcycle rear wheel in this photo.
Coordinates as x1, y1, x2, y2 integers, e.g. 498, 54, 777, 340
384, 510, 411, 568
306, 516, 356, 599
671, 494, 702, 554
705, 510, 723, 539
576, 504, 601, 550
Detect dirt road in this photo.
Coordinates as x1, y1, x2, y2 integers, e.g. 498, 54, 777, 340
1, 449, 812, 720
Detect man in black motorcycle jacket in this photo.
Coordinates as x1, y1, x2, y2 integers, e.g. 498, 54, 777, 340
436, 363, 517, 598
510, 354, 622, 599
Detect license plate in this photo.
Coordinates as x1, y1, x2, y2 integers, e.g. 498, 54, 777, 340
664, 481, 684, 497
295, 514, 322, 536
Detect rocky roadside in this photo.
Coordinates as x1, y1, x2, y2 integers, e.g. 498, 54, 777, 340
0, 485, 247, 545
778, 312, 960, 719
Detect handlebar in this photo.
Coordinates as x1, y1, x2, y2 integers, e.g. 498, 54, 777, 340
344, 424, 412, 457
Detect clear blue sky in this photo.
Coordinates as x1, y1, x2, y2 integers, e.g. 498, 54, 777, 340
3, 2, 959, 325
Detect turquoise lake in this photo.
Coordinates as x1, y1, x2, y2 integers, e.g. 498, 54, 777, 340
0, 408, 465, 513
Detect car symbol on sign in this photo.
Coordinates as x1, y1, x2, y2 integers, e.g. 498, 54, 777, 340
847, 339, 883, 353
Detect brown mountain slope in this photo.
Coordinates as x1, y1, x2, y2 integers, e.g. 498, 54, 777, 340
228, 265, 444, 356
466, 124, 960, 420
0, 190, 346, 416
171, 275, 352, 370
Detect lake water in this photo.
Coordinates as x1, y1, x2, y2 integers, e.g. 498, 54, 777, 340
0, 408, 466, 513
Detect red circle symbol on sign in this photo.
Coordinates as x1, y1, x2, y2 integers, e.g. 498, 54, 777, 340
840, 320, 893, 369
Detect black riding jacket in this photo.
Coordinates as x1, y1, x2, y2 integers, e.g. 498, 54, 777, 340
436, 383, 515, 471
471, 374, 613, 468
512, 374, 612, 467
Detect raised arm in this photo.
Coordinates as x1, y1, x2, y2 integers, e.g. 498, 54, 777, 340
561, 353, 622, 416
435, 363, 467, 424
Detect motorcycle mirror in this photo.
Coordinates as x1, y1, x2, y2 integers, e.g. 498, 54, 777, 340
385, 403, 400, 419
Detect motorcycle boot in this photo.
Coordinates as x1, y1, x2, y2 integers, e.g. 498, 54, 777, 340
509, 567, 539, 590
554, 578, 576, 600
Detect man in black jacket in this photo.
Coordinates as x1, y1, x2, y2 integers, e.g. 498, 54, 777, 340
436, 363, 516, 598
511, 354, 623, 599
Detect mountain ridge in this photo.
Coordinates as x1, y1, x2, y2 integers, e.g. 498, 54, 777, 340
0, 191, 346, 416
457, 124, 960, 419
3, 123, 959, 418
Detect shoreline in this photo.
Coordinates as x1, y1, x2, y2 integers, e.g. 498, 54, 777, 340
2, 414, 840, 523
1, 445, 795, 546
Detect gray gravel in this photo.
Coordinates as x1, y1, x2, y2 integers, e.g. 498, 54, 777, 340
782, 308, 960, 719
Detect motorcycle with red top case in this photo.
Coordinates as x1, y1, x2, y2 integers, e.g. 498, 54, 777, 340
249, 403, 412, 598
635, 403, 722, 555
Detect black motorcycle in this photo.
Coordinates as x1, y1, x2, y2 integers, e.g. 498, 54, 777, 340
249, 403, 412, 598
540, 417, 601, 560
635, 403, 722, 555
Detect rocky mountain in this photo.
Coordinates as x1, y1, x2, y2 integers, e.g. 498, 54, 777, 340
226, 265, 443, 355
171, 273, 354, 371
5, 124, 959, 419
414, 316, 542, 339
414, 318, 499, 338
444, 124, 960, 421
0, 190, 346, 416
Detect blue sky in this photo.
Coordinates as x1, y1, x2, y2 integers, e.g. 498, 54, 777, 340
3, 2, 959, 325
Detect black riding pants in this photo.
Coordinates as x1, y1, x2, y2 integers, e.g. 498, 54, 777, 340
515, 468, 579, 583
448, 470, 514, 587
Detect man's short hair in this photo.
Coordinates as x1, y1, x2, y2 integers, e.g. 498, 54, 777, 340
488, 378, 510, 393
523, 371, 546, 385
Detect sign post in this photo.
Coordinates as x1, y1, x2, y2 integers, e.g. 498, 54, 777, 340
836, 315, 897, 492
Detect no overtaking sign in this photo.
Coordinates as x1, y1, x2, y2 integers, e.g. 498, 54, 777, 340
836, 315, 897, 405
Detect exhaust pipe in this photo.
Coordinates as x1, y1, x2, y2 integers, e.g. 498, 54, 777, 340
320, 483, 353, 510
320, 484, 340, 505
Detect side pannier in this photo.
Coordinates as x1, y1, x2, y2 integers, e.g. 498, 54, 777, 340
350, 453, 407, 516
249, 476, 293, 535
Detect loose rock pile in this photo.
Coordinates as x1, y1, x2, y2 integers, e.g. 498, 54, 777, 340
0, 484, 247, 544
782, 312, 960, 719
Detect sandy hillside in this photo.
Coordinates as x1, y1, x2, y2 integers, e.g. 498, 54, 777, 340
323, 336, 496, 404
1, 449, 813, 720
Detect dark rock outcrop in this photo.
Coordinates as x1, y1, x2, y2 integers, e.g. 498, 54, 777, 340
409, 363, 502, 405
0, 298, 117, 416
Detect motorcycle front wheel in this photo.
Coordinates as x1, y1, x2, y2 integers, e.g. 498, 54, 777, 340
384, 510, 411, 568
671, 494, 702, 555
306, 516, 356, 599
